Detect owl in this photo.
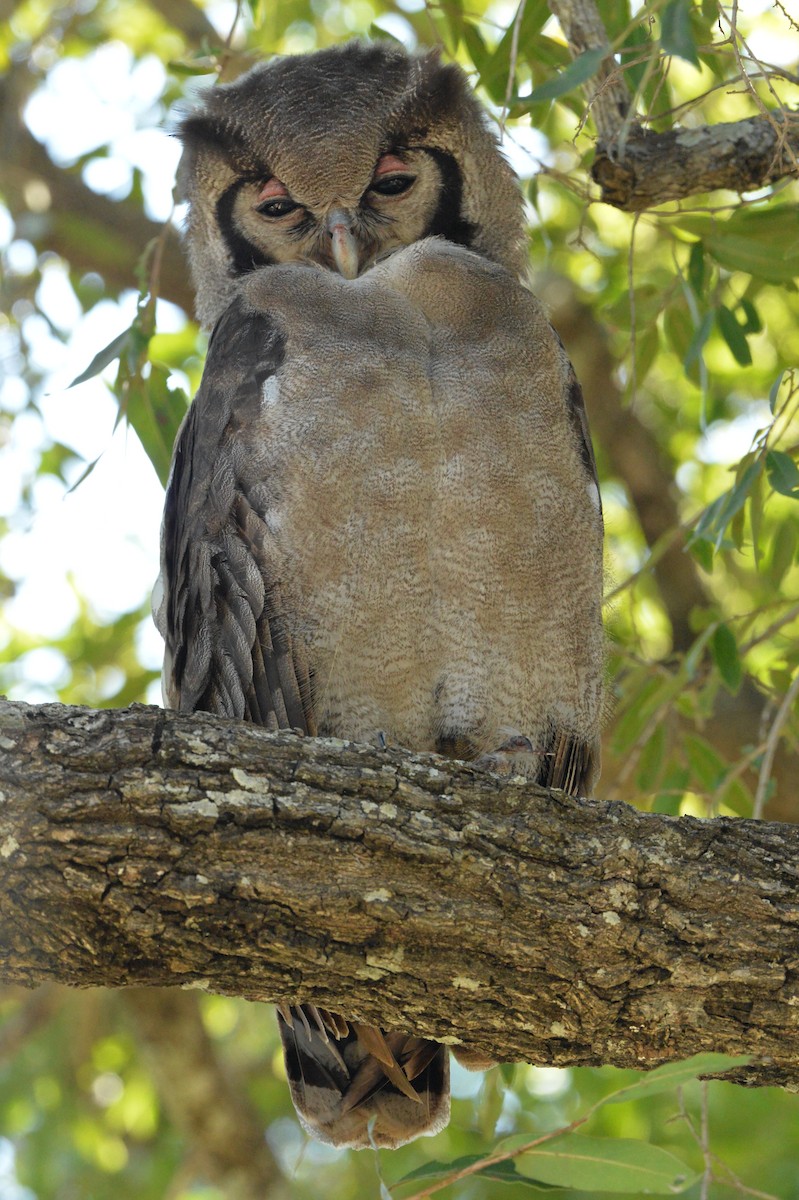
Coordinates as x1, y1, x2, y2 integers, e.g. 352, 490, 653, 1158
154, 41, 604, 1150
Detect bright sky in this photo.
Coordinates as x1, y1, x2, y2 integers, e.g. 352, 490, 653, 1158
0, 11, 783, 703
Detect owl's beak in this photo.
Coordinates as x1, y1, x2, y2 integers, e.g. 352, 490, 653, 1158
326, 209, 360, 279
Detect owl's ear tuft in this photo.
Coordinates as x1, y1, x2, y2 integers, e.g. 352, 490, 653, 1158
178, 111, 247, 157
413, 53, 472, 123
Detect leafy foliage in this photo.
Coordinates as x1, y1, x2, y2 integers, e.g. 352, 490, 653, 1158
1, 0, 799, 1196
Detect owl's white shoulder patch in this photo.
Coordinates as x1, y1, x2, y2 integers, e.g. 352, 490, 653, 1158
262, 375, 280, 407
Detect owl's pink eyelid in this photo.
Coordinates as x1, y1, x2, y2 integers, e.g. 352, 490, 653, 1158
257, 178, 290, 201
374, 153, 410, 177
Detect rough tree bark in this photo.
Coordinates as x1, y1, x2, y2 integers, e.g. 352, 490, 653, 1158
547, 0, 799, 209
2, 699, 799, 1092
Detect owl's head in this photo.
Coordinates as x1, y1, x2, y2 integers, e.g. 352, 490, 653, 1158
177, 42, 527, 328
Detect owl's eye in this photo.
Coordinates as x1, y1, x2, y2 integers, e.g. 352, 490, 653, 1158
369, 174, 416, 197
257, 196, 299, 218
255, 178, 298, 219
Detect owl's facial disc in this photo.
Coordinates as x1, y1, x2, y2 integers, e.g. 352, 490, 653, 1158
229, 149, 438, 278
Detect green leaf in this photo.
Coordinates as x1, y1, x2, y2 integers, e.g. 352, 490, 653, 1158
394, 1154, 555, 1188
738, 298, 762, 334
769, 371, 787, 413
689, 536, 715, 572
663, 304, 693, 362
634, 325, 660, 385
711, 623, 743, 693
684, 311, 713, 371
604, 1053, 753, 1105
673, 207, 799, 285
636, 721, 666, 790
770, 519, 799, 584
499, 1062, 517, 1086
660, 0, 700, 66
766, 450, 799, 498
70, 328, 134, 388
716, 305, 752, 366
462, 22, 490, 76
688, 240, 705, 294
515, 1134, 697, 1192
121, 365, 188, 487
692, 459, 762, 549
521, 47, 606, 105
684, 732, 726, 788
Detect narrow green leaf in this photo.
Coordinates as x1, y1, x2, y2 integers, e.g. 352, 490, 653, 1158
684, 311, 713, 370
684, 733, 726, 788
521, 47, 606, 105
770, 520, 799, 584
634, 325, 659, 385
394, 1154, 553, 1188
515, 1134, 697, 1193
663, 305, 693, 362
122, 365, 188, 487
70, 328, 134, 388
738, 298, 762, 334
717, 305, 752, 366
766, 450, 799, 498
749, 466, 764, 566
769, 371, 787, 413
689, 536, 715, 572
692, 459, 762, 549
499, 1062, 517, 1086
636, 721, 666, 791
604, 1054, 753, 1105
688, 240, 705, 295
462, 22, 490, 75
476, 0, 550, 103
660, 0, 700, 66
711, 623, 743, 693
368, 23, 404, 44
167, 57, 218, 76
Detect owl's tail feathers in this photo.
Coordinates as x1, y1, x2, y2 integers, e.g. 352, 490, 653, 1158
277, 1005, 450, 1148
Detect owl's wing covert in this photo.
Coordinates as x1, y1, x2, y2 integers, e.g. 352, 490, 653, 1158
565, 366, 601, 505
157, 296, 315, 732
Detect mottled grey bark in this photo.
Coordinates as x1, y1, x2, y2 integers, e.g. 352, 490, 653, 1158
592, 115, 799, 211
2, 699, 799, 1090
547, 0, 799, 209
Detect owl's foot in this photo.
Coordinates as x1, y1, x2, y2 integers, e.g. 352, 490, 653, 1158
474, 733, 543, 779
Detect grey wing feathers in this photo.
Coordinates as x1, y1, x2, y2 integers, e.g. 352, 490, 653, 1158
158, 296, 315, 733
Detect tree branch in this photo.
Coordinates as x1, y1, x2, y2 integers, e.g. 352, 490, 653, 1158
592, 114, 799, 212
547, 0, 799, 209
2, 699, 799, 1090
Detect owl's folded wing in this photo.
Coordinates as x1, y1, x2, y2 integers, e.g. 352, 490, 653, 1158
154, 294, 315, 732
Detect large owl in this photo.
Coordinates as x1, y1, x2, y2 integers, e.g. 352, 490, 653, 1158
154, 41, 604, 1150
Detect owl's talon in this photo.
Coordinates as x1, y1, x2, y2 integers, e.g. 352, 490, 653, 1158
474, 737, 545, 779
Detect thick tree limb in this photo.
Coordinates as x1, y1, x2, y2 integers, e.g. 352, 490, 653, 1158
2, 699, 799, 1091
592, 114, 799, 212
547, 0, 799, 209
